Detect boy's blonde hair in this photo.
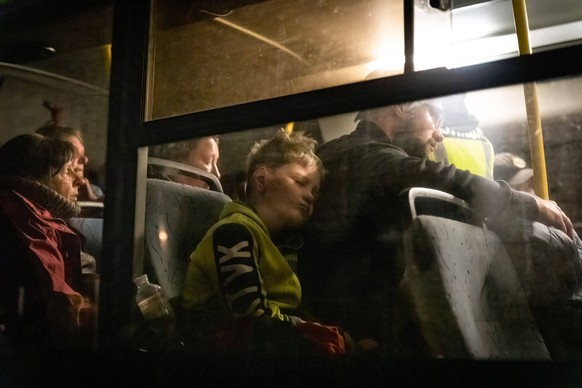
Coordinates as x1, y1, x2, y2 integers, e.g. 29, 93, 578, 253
246, 130, 324, 185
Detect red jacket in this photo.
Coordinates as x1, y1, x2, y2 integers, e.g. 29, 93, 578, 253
0, 189, 84, 348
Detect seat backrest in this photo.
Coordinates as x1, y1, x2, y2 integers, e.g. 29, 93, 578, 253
69, 202, 105, 261
147, 157, 224, 193
400, 188, 550, 360
144, 178, 231, 302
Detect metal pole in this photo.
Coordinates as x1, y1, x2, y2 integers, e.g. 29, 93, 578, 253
404, 0, 414, 73
512, 0, 549, 199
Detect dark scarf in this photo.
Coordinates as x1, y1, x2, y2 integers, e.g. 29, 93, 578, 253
0, 176, 80, 219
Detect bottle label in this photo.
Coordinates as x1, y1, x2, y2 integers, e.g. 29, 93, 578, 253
137, 295, 174, 321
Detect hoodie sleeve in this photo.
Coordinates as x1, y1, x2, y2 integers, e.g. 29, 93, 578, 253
212, 223, 300, 324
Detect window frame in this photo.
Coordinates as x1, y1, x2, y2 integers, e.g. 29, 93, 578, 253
100, 0, 582, 353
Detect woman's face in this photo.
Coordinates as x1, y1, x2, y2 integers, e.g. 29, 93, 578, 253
261, 162, 321, 230
49, 160, 85, 202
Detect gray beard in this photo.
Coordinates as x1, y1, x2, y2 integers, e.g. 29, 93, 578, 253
392, 135, 430, 159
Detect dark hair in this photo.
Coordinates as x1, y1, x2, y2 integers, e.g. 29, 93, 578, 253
0, 134, 76, 182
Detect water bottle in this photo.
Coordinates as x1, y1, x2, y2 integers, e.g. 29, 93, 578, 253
134, 274, 175, 336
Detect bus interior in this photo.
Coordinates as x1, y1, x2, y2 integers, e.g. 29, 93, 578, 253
1, 0, 582, 386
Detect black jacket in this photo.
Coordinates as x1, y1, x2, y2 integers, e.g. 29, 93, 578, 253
300, 120, 540, 345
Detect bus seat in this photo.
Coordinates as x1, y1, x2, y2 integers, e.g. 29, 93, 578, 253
144, 178, 231, 303
488, 213, 582, 304
69, 202, 104, 261
487, 209, 582, 360
148, 157, 224, 193
400, 187, 550, 360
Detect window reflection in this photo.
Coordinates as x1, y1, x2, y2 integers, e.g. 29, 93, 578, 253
0, 2, 112, 353
148, 0, 582, 120
139, 74, 582, 360
149, 0, 405, 118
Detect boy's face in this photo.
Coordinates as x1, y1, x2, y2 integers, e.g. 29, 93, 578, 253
262, 162, 321, 230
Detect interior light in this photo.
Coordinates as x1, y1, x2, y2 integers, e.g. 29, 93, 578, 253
451, 34, 518, 67
364, 38, 404, 75
365, 54, 405, 74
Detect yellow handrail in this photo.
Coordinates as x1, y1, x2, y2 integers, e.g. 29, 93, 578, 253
284, 122, 295, 134
512, 0, 549, 199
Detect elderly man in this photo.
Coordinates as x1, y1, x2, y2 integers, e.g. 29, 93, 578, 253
36, 102, 104, 202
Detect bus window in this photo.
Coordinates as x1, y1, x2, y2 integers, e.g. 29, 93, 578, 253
148, 0, 407, 119
146, 0, 582, 120
0, 2, 112, 355
131, 72, 582, 362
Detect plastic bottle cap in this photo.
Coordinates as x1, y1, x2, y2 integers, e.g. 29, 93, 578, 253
134, 274, 149, 287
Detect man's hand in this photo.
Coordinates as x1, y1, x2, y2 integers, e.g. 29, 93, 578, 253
535, 197, 574, 239
78, 177, 103, 202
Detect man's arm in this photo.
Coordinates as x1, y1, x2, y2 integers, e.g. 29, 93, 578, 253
358, 143, 573, 237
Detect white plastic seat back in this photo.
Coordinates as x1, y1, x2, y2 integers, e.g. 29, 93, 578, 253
144, 178, 231, 301
401, 188, 550, 360
148, 157, 223, 193
69, 202, 105, 261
